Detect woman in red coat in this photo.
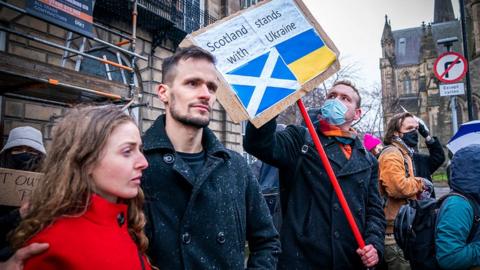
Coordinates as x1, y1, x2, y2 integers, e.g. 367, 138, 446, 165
9, 105, 152, 270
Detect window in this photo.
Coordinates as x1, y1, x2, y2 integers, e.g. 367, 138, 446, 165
240, 120, 257, 165
398, 38, 406, 56
241, 0, 260, 9
79, 49, 138, 86
199, 0, 205, 27
402, 72, 412, 95
403, 78, 412, 94
184, 0, 201, 33
240, 120, 247, 136
455, 99, 464, 125
473, 96, 480, 119
0, 31, 6, 52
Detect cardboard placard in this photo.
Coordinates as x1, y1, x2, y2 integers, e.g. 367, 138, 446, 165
180, 0, 340, 127
0, 168, 44, 207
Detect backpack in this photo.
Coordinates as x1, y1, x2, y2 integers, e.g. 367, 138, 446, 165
394, 192, 480, 270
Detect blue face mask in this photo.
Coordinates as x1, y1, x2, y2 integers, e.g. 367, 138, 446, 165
320, 99, 348, 125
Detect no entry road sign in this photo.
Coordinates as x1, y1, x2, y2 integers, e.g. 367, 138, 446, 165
433, 51, 468, 83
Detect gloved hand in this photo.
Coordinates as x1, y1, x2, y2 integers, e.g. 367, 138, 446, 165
417, 178, 434, 200
418, 121, 430, 138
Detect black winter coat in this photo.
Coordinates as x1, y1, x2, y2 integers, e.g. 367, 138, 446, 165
142, 115, 280, 269
244, 119, 386, 270
413, 137, 446, 182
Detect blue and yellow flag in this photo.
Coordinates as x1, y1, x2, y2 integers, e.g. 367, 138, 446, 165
275, 28, 336, 84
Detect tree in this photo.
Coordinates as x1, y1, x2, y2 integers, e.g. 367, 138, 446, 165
277, 59, 368, 126
352, 84, 384, 135
277, 62, 384, 139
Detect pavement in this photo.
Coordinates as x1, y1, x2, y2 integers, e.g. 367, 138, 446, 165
434, 185, 450, 198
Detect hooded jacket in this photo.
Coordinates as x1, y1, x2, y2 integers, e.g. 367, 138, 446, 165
436, 145, 480, 270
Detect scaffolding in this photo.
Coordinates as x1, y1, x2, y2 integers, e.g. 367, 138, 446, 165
0, 0, 217, 108
0, 0, 148, 104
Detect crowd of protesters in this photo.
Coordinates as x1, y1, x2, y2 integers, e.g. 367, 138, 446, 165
0, 46, 478, 270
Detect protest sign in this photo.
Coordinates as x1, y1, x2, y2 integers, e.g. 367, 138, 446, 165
180, 0, 340, 127
0, 168, 43, 207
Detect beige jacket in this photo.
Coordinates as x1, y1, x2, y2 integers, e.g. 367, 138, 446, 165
378, 141, 424, 233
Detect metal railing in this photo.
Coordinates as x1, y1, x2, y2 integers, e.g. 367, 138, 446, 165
95, 0, 217, 34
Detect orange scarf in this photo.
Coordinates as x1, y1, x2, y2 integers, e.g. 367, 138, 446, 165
318, 120, 357, 159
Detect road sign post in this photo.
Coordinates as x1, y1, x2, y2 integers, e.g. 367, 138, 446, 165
434, 50, 468, 134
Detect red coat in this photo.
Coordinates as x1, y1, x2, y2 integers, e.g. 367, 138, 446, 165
24, 194, 151, 270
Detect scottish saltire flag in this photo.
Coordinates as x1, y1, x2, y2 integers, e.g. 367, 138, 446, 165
225, 48, 300, 117
275, 28, 337, 84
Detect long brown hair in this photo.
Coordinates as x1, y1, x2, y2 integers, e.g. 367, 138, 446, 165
384, 112, 414, 145
10, 105, 149, 253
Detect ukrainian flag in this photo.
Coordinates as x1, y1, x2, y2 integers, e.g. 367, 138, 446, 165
275, 28, 337, 84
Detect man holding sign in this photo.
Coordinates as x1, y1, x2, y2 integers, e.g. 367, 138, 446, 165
244, 81, 385, 269
141, 46, 280, 269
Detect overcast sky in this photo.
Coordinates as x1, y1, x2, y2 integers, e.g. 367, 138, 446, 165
303, 0, 460, 91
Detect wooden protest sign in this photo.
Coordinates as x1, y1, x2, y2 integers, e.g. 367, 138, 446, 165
180, 0, 340, 127
0, 168, 43, 207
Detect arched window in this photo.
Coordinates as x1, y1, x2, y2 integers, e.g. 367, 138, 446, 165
403, 72, 412, 94
455, 98, 464, 125
473, 95, 480, 119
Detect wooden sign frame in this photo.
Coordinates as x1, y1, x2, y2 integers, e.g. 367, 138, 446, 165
180, 0, 340, 127
0, 167, 43, 207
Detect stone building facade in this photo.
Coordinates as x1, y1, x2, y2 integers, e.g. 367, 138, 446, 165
0, 0, 254, 153
380, 0, 480, 147
465, 0, 480, 114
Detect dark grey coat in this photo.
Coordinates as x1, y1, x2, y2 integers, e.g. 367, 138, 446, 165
244, 119, 386, 270
142, 115, 280, 269
413, 137, 446, 182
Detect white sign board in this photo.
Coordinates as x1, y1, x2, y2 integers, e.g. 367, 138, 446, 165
181, 0, 340, 127
195, 0, 313, 74
439, 83, 465, 97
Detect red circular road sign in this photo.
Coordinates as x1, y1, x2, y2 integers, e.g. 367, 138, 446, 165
433, 52, 468, 83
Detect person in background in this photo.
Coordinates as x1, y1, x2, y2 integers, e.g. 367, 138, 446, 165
9, 105, 152, 270
244, 80, 385, 269
435, 144, 480, 270
363, 133, 384, 158
412, 117, 445, 197
251, 124, 287, 231
0, 126, 46, 261
0, 126, 46, 172
378, 112, 427, 270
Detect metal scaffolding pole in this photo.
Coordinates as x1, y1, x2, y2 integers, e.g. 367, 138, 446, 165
0, 26, 134, 72
0, 69, 125, 101
130, 0, 139, 99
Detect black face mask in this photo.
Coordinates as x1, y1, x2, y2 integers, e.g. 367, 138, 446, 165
402, 130, 419, 147
10, 153, 36, 170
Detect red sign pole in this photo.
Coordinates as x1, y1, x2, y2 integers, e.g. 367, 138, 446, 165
297, 99, 366, 249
